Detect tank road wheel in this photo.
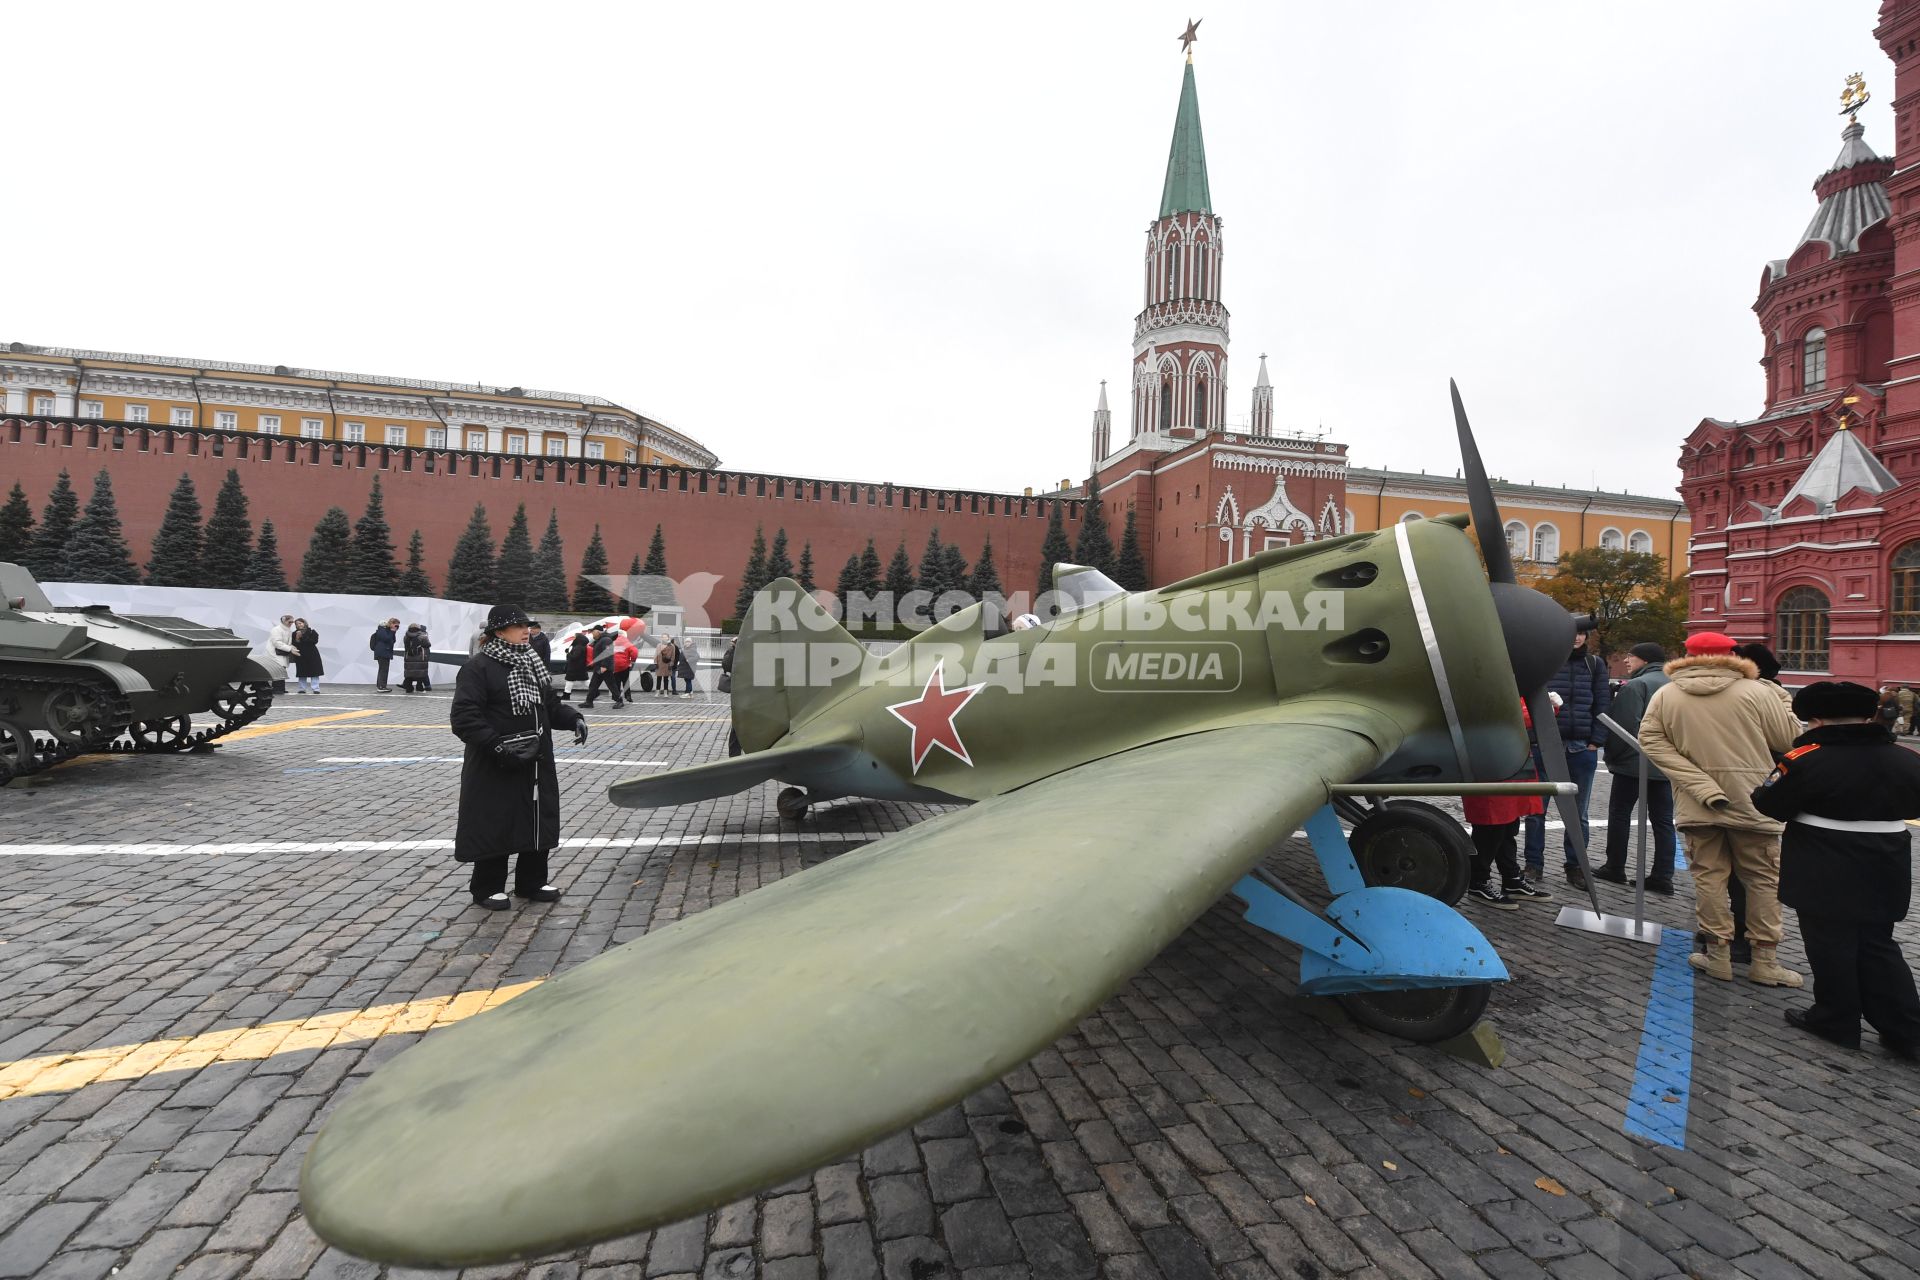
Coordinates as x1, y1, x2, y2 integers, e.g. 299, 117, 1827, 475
129, 716, 193, 753
776, 786, 810, 822
1337, 984, 1491, 1044
0, 720, 36, 779
210, 681, 272, 725
1349, 801, 1473, 906
41, 686, 114, 749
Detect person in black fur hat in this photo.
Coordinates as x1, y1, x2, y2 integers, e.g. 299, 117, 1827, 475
1751, 680, 1920, 1058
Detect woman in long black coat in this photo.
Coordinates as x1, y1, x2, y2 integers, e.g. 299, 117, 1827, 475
562, 629, 591, 700
451, 605, 586, 910
292, 619, 324, 694
401, 625, 431, 693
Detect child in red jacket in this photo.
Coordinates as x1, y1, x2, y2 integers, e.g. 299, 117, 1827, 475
1465, 701, 1556, 909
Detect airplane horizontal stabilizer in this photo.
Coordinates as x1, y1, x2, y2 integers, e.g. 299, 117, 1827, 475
607, 741, 857, 809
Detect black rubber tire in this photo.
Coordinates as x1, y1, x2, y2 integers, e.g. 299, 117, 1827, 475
776, 786, 809, 821
1337, 983, 1491, 1044
1348, 800, 1473, 905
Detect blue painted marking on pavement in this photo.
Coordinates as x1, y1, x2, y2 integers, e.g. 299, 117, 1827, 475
1624, 927, 1695, 1149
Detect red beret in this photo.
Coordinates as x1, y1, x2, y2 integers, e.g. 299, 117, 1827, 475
1685, 631, 1739, 655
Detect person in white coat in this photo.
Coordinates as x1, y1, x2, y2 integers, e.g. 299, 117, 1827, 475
266, 614, 295, 694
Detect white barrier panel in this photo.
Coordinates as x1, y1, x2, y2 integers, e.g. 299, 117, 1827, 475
39, 583, 493, 688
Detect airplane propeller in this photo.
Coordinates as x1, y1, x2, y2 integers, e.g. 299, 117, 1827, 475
1451, 381, 1607, 918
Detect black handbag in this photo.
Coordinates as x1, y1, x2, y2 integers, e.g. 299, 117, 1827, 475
494, 730, 541, 768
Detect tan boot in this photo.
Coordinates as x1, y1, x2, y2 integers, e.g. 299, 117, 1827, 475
1746, 944, 1804, 988
1689, 940, 1733, 981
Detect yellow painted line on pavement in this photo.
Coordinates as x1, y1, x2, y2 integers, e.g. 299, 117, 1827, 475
0, 979, 543, 1100
220, 710, 387, 741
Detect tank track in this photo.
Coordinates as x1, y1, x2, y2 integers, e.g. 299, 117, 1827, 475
0, 673, 275, 782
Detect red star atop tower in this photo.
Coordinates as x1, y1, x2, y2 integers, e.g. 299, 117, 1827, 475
885, 660, 985, 774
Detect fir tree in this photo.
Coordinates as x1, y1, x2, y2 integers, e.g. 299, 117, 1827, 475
642, 523, 669, 577
766, 528, 795, 582
836, 552, 865, 610
63, 471, 140, 585
885, 539, 916, 600
733, 525, 770, 619
144, 472, 204, 586
798, 541, 816, 594
529, 509, 569, 611
297, 507, 356, 593
572, 525, 613, 615
1114, 508, 1149, 591
916, 527, 949, 597
0, 482, 35, 564
398, 530, 433, 595
245, 521, 290, 592
969, 535, 1003, 599
1037, 502, 1073, 600
859, 538, 883, 595
1074, 491, 1115, 574
347, 475, 399, 594
445, 503, 499, 604
941, 543, 969, 606
495, 503, 535, 607
24, 470, 78, 580
199, 469, 254, 590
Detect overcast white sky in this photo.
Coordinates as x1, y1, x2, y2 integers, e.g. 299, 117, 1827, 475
5, 2, 1893, 500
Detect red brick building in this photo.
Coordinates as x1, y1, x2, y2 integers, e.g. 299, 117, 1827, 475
1680, 4, 1920, 683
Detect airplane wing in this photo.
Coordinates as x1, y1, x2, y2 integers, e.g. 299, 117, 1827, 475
607, 740, 859, 807
301, 714, 1388, 1267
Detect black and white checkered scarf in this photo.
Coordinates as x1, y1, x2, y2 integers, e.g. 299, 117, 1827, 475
483, 636, 550, 713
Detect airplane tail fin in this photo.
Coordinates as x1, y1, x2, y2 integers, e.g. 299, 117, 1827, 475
732, 577, 868, 753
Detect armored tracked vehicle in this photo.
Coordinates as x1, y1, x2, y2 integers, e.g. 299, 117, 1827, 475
0, 563, 277, 781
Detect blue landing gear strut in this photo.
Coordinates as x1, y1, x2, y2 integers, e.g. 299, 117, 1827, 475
1231, 804, 1507, 1043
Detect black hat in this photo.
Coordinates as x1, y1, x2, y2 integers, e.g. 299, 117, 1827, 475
1792, 680, 1880, 721
484, 604, 531, 633
1629, 642, 1667, 665
1733, 642, 1782, 682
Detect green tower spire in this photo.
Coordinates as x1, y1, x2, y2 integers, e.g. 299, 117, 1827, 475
1159, 59, 1212, 218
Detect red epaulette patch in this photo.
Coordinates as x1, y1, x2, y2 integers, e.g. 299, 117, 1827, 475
1784, 744, 1821, 761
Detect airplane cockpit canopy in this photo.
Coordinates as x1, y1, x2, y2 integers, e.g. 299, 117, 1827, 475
1049, 564, 1127, 618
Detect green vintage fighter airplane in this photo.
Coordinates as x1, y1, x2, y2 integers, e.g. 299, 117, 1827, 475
300, 386, 1596, 1266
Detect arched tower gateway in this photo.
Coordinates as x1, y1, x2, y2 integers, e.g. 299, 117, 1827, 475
1131, 50, 1229, 444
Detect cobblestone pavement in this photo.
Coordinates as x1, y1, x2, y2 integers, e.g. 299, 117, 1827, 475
3, 687, 1919, 1280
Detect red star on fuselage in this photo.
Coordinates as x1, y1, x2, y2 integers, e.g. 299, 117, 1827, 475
886, 659, 985, 775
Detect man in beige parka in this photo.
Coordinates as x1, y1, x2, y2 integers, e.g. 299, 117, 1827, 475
1637, 630, 1803, 985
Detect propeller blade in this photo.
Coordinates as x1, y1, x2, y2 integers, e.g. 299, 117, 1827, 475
1451, 379, 1517, 586
1523, 689, 1606, 917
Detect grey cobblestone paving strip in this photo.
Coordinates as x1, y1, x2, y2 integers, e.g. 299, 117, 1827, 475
2, 688, 1917, 1278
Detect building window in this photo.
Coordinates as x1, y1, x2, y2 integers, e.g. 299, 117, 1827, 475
1892, 543, 1920, 633
343, 421, 366, 443
171, 407, 195, 427
1532, 523, 1560, 563
1167, 243, 1180, 298
1775, 442, 1786, 462
1775, 586, 1830, 670
126, 404, 149, 423
1628, 530, 1653, 555
1159, 378, 1172, 432
1599, 528, 1624, 551
1803, 328, 1827, 393
259, 414, 281, 434
1744, 447, 1756, 466
301, 418, 325, 439
466, 430, 486, 451
385, 424, 407, 446
545, 437, 566, 457
505, 434, 526, 454
426, 427, 447, 449
1194, 378, 1208, 429
32, 395, 55, 415
214, 411, 237, 431
79, 400, 103, 419
585, 441, 605, 460
624, 447, 636, 462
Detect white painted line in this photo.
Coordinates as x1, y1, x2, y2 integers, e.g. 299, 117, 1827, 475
0, 833, 879, 857
316, 757, 669, 767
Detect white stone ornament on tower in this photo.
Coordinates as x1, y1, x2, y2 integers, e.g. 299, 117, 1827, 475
1090, 381, 1113, 470
1250, 353, 1273, 438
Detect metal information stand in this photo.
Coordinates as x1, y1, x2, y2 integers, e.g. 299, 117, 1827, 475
1553, 712, 1662, 946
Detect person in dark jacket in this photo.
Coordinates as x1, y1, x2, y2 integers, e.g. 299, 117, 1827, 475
368, 618, 399, 692
451, 604, 587, 910
1752, 680, 1920, 1058
1523, 624, 1613, 887
1597, 642, 1677, 893
675, 639, 698, 695
292, 619, 324, 694
562, 629, 592, 701
401, 624, 431, 693
529, 620, 552, 671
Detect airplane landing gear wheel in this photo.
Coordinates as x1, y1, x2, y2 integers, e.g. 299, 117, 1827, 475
1349, 801, 1472, 905
776, 786, 809, 821
1337, 983, 1490, 1044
